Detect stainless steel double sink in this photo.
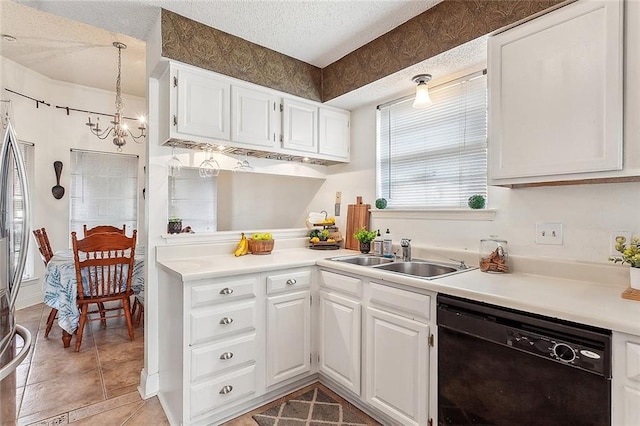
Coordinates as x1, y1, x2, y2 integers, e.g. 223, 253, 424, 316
329, 254, 473, 279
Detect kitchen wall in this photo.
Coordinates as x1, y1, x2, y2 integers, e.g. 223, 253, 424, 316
306, 102, 640, 266
1, 57, 146, 309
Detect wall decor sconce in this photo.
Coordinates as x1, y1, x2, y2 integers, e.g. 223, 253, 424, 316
412, 74, 432, 109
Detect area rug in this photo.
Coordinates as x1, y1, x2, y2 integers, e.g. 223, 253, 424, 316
252, 385, 373, 426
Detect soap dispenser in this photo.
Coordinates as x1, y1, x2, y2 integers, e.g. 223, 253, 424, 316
383, 228, 393, 258
373, 230, 382, 256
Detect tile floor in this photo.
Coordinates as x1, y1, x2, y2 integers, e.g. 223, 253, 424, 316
14, 304, 379, 426
14, 303, 168, 426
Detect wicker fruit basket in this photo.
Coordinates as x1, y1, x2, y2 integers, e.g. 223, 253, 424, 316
248, 239, 274, 255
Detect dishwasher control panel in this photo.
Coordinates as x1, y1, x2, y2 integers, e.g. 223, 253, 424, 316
506, 328, 606, 375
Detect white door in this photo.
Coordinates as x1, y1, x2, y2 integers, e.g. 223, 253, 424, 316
318, 108, 350, 159
266, 290, 311, 387
318, 290, 361, 395
231, 85, 280, 148
365, 307, 429, 426
282, 99, 318, 153
176, 67, 230, 141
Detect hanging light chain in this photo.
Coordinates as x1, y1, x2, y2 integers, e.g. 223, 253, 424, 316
114, 42, 125, 115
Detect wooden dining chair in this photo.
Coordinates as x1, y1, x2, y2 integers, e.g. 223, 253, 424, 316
131, 290, 144, 328
33, 227, 54, 265
83, 224, 126, 237
33, 227, 62, 338
71, 230, 137, 352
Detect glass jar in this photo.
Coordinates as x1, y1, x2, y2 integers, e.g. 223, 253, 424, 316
480, 237, 509, 273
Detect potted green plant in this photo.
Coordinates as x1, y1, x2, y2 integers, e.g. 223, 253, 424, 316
168, 217, 182, 234
609, 236, 640, 289
354, 227, 377, 254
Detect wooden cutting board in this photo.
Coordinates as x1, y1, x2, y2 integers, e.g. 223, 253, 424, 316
345, 196, 370, 250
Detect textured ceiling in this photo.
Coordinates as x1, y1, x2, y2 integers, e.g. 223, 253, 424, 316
1, 0, 488, 109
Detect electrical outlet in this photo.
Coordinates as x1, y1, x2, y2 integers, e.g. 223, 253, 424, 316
535, 222, 563, 245
610, 231, 632, 257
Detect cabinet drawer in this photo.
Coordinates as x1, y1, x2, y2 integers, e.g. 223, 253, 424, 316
370, 282, 431, 322
320, 270, 362, 297
190, 276, 258, 308
190, 364, 256, 419
190, 301, 256, 345
267, 269, 311, 295
191, 334, 257, 382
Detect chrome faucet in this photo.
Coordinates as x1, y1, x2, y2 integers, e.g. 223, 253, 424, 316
400, 238, 411, 262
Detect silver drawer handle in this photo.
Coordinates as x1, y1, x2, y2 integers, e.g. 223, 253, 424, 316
219, 287, 234, 295
219, 317, 233, 325
219, 385, 233, 395
286, 278, 297, 286
219, 351, 234, 360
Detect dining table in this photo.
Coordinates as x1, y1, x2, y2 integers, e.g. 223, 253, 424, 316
42, 246, 145, 347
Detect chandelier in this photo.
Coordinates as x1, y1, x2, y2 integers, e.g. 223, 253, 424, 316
86, 42, 146, 151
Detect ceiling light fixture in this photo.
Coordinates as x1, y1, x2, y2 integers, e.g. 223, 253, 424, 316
412, 74, 433, 109
86, 42, 146, 151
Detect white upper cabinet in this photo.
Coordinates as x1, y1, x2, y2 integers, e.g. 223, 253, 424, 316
488, 0, 624, 185
319, 108, 350, 159
174, 66, 231, 142
282, 98, 318, 153
231, 85, 280, 148
159, 61, 350, 164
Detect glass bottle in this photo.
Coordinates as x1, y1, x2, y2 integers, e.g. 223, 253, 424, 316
480, 236, 509, 273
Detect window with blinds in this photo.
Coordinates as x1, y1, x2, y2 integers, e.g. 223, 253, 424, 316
14, 142, 34, 279
70, 150, 138, 236
168, 168, 217, 232
377, 72, 487, 209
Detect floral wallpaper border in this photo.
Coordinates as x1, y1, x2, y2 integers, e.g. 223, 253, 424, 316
161, 0, 565, 103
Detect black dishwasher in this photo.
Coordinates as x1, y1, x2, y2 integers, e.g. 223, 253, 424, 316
437, 294, 611, 426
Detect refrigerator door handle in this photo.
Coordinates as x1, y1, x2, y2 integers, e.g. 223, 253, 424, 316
0, 324, 32, 382
3, 123, 30, 311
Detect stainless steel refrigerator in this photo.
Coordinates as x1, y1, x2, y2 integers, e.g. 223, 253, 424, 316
0, 122, 33, 424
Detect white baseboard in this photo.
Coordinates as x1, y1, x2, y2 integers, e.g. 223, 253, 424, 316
15, 281, 44, 310
138, 368, 159, 399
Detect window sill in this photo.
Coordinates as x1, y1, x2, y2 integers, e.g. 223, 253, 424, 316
370, 208, 497, 221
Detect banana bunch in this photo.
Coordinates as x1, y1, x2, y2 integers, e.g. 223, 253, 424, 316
233, 233, 249, 257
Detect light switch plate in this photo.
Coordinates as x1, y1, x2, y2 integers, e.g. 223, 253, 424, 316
535, 222, 563, 245
610, 231, 632, 257
335, 191, 342, 203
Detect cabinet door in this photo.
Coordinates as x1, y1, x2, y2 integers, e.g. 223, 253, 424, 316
318, 290, 361, 395
231, 85, 280, 148
612, 332, 640, 425
266, 290, 311, 387
488, 0, 623, 183
175, 67, 230, 141
282, 99, 318, 153
365, 307, 429, 426
318, 108, 350, 159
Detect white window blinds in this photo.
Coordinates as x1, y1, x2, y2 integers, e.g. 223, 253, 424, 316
377, 72, 487, 209
14, 142, 34, 279
70, 150, 138, 236
168, 168, 217, 232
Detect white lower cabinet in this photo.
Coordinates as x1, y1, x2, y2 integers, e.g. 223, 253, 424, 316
364, 282, 434, 426
265, 268, 312, 387
365, 307, 429, 426
318, 284, 362, 395
612, 331, 640, 426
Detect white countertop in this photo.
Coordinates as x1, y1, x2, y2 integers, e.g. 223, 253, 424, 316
156, 246, 640, 336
